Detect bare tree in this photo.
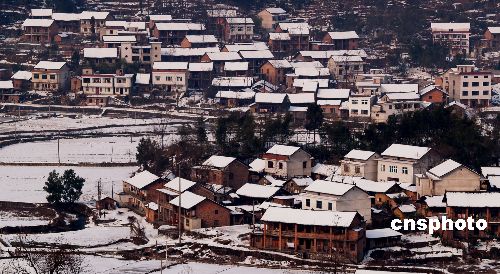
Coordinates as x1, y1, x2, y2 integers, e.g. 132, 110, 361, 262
8, 235, 86, 274
153, 116, 171, 149
128, 216, 148, 244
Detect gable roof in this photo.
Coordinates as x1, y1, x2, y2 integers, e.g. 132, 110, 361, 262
312, 163, 339, 177
317, 88, 350, 99
445, 192, 500, 207
202, 155, 236, 168
419, 85, 445, 96
327, 31, 359, 40
152, 62, 188, 70
427, 159, 462, 178
79, 11, 110, 20
344, 149, 376, 161
83, 48, 118, 59
366, 228, 402, 239
265, 144, 301, 156
236, 183, 280, 199
124, 170, 160, 189
249, 158, 266, 172
265, 7, 286, 14
304, 180, 355, 196
422, 195, 446, 208
169, 191, 206, 209
255, 93, 287, 104
261, 207, 357, 227
381, 144, 431, 160
34, 61, 66, 70
164, 177, 197, 192
22, 19, 54, 27
481, 166, 500, 178
380, 84, 419, 94
11, 71, 32, 80
155, 22, 205, 31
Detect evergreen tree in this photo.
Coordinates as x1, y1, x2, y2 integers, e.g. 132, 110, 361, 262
136, 137, 158, 170
196, 117, 208, 143
43, 169, 85, 205
304, 104, 324, 144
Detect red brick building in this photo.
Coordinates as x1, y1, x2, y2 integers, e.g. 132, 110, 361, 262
191, 155, 249, 190
419, 85, 448, 104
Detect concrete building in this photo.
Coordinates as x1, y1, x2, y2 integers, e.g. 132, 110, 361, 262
257, 8, 288, 30
262, 144, 312, 178
440, 64, 492, 107
22, 19, 58, 43
120, 41, 162, 65
80, 69, 133, 97
322, 31, 359, 50
152, 62, 189, 93
327, 55, 364, 82
347, 92, 375, 119
340, 149, 379, 181
431, 22, 470, 56
484, 27, 500, 50
223, 18, 254, 43
191, 155, 249, 190
80, 11, 111, 36
31, 61, 69, 92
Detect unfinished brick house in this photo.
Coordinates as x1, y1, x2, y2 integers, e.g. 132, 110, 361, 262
191, 155, 249, 190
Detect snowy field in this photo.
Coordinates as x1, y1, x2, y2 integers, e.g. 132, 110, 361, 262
157, 262, 321, 274
0, 212, 51, 228
0, 166, 136, 203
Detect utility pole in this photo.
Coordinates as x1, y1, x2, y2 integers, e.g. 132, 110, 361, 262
57, 129, 61, 165
178, 162, 182, 244
252, 200, 255, 233
97, 178, 102, 217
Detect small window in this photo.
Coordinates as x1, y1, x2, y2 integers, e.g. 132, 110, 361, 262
462, 82, 468, 87
328, 203, 332, 210
472, 91, 479, 96
34, 74, 39, 79
344, 165, 350, 172
381, 165, 385, 172
278, 162, 283, 169
462, 91, 468, 96
483, 82, 489, 86
305, 199, 310, 207
483, 90, 489, 96
268, 161, 273, 168
472, 82, 479, 87
302, 161, 307, 169
355, 166, 360, 173
42, 74, 47, 79
49, 75, 55, 80
316, 200, 322, 209
214, 210, 218, 215
402, 167, 408, 174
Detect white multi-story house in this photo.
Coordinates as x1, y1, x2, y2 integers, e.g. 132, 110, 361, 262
31, 61, 69, 92
152, 62, 189, 93
340, 149, 379, 181
440, 64, 492, 107
377, 144, 441, 184
80, 69, 133, 96
347, 92, 375, 119
431, 22, 470, 56
223, 18, 254, 43
327, 55, 364, 82
120, 42, 162, 65
300, 180, 371, 223
262, 144, 312, 178
79, 11, 111, 36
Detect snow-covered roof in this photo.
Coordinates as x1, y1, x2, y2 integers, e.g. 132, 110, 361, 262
236, 183, 280, 199
249, 158, 265, 173
384, 92, 420, 101
381, 144, 431, 160
266, 144, 301, 156
239, 50, 274, 59
207, 9, 237, 18
344, 149, 376, 161
423, 195, 446, 208
212, 77, 253, 87
304, 180, 355, 196
31, 8, 53, 17
0, 81, 13, 89
124, 170, 160, 189
481, 166, 500, 178
135, 73, 150, 85
34, 61, 66, 70
366, 228, 402, 239
202, 155, 236, 168
265, 7, 286, 14
293, 79, 329, 89
147, 201, 159, 211
224, 62, 248, 71
206, 51, 242, 61
254, 92, 287, 103
288, 93, 315, 104
52, 13, 81, 21
290, 61, 323, 68
80, 11, 110, 20
419, 85, 444, 96
164, 177, 197, 192
431, 22, 470, 32
356, 271, 417, 274
155, 22, 205, 31
312, 163, 339, 176
149, 15, 173, 21
298, 49, 367, 59
83, 48, 118, 59
152, 62, 189, 70
269, 32, 291, 40
216, 90, 255, 100
327, 31, 359, 40
398, 182, 416, 192
317, 88, 350, 99
380, 83, 419, 94
169, 191, 206, 209
226, 18, 254, 24
185, 35, 218, 43
261, 207, 357, 227
428, 159, 462, 178
188, 62, 213, 72
264, 175, 286, 187
488, 27, 500, 34
278, 22, 310, 35
102, 35, 137, 43
329, 55, 363, 62
489, 176, 500, 189
290, 177, 314, 187
223, 42, 269, 52
317, 99, 341, 106
11, 71, 32, 80
398, 204, 416, 213
162, 47, 220, 57
22, 19, 54, 27
353, 180, 397, 194
294, 67, 330, 77
445, 192, 500, 207
267, 59, 292, 68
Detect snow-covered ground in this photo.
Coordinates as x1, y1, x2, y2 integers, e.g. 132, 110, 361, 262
0, 166, 136, 203
155, 262, 322, 274
0, 211, 51, 228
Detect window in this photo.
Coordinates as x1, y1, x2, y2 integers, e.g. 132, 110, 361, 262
155, 76, 160, 81
355, 166, 360, 173
428, 96, 432, 99
83, 78, 90, 83
462, 82, 468, 87
381, 165, 385, 172
483, 90, 489, 96
316, 200, 322, 209
402, 167, 408, 174
361, 100, 368, 105
483, 82, 489, 86
472, 91, 479, 96
278, 162, 283, 169
303, 161, 307, 168
214, 210, 218, 215
462, 91, 468, 96
305, 199, 310, 207
49, 75, 55, 80
177, 77, 183, 81
34, 74, 39, 79
344, 165, 350, 172
472, 82, 479, 87
41, 74, 47, 79
267, 161, 273, 168
361, 110, 368, 115
328, 203, 333, 210
389, 165, 397, 173
352, 100, 358, 104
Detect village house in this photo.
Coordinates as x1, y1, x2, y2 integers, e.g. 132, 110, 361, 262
300, 180, 372, 224
377, 144, 441, 184
191, 155, 249, 190
160, 47, 218, 63
317, 100, 342, 119
415, 159, 481, 198
275, 22, 310, 52
216, 90, 255, 107
251, 207, 366, 262
120, 41, 162, 65
22, 19, 58, 43
240, 50, 274, 74
180, 35, 218, 48
80, 68, 133, 97
283, 177, 314, 194
439, 64, 492, 107
223, 62, 249, 77
222, 42, 269, 52
80, 11, 112, 36
311, 163, 339, 180
371, 93, 426, 124
340, 149, 379, 181
188, 62, 214, 91
347, 92, 376, 120
30, 8, 53, 19
0, 81, 18, 103
31, 61, 70, 92
148, 14, 173, 32
51, 12, 81, 33
268, 33, 291, 58
257, 8, 288, 30
431, 22, 470, 56
419, 84, 447, 104
484, 27, 500, 50
120, 170, 166, 214
102, 35, 137, 49
417, 195, 446, 217
135, 73, 151, 96
294, 49, 367, 67
83, 48, 119, 64
153, 22, 206, 45
262, 144, 312, 178
322, 31, 359, 50
443, 192, 500, 240
11, 71, 32, 91
206, 6, 237, 36
201, 51, 242, 74
151, 62, 189, 93
223, 18, 254, 43
235, 183, 282, 204
211, 76, 254, 92
327, 55, 364, 82
365, 228, 402, 249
